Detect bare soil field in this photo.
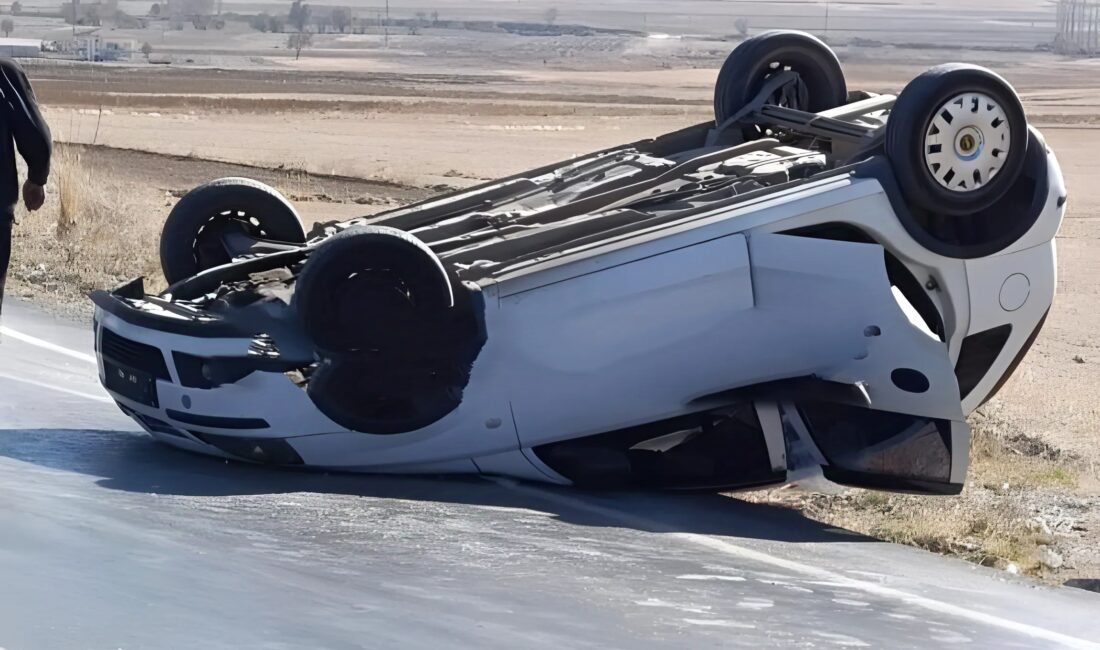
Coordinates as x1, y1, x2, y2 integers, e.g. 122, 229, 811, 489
28, 50, 1100, 189
8, 9, 1100, 590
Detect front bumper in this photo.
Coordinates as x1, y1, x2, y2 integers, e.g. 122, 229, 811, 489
93, 292, 329, 464
91, 278, 250, 338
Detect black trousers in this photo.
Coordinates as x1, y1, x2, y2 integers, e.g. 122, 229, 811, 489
0, 213, 11, 315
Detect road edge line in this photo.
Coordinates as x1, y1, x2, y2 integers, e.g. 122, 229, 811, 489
490, 478, 1100, 650
1, 326, 97, 364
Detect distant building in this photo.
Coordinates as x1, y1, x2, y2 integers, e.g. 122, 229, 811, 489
101, 37, 136, 59
165, 0, 214, 18
0, 38, 43, 57
75, 36, 135, 61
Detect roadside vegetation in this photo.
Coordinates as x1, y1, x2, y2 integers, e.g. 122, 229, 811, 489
9, 142, 420, 314
11, 144, 164, 311
744, 406, 1096, 580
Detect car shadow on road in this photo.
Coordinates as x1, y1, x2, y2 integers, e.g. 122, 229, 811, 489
0, 427, 873, 545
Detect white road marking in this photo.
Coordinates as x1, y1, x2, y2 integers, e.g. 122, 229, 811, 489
676, 574, 747, 582
0, 326, 108, 402
0, 372, 112, 403
491, 478, 1100, 650
1, 326, 97, 364
682, 618, 756, 629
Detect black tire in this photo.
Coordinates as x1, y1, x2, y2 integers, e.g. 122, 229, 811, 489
292, 225, 454, 354
885, 64, 1029, 217
160, 177, 306, 284
714, 30, 847, 124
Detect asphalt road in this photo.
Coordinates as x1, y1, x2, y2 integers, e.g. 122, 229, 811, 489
1, 300, 1098, 649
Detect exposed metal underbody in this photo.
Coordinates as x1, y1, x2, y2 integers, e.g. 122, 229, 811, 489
153, 98, 892, 312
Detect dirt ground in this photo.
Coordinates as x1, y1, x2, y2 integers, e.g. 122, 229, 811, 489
7, 8, 1100, 589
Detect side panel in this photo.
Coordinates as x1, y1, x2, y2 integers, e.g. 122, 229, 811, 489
960, 240, 1057, 412
502, 232, 966, 450
473, 449, 571, 484
749, 235, 963, 420
500, 234, 754, 445
995, 135, 1067, 255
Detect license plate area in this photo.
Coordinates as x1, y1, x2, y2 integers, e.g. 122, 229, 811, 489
104, 360, 159, 407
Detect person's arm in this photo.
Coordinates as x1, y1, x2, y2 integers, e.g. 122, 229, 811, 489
0, 60, 51, 199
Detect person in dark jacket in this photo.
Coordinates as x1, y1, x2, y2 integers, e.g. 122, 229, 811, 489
0, 58, 51, 316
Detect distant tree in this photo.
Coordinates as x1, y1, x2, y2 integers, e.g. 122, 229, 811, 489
150, 3, 161, 17
734, 17, 749, 37
288, 0, 310, 32
543, 7, 558, 26
287, 30, 312, 59
1, 18, 13, 37
429, 9, 439, 25
10, 1, 22, 16
314, 12, 330, 33
332, 7, 351, 33
175, 0, 214, 16
249, 12, 270, 31
141, 41, 153, 58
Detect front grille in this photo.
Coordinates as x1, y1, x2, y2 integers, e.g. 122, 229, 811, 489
100, 328, 171, 380
187, 431, 303, 465
134, 413, 187, 438
165, 409, 269, 430
116, 404, 186, 438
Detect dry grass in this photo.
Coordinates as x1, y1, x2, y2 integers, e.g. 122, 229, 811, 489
55, 146, 83, 238
746, 414, 1087, 577
10, 143, 165, 313
851, 483, 1047, 571
7, 143, 411, 316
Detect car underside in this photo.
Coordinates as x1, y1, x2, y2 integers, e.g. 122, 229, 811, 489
92, 31, 1066, 495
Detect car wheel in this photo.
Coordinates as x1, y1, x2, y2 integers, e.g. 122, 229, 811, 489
306, 354, 464, 435
160, 177, 306, 284
713, 30, 847, 125
885, 63, 1029, 217
292, 225, 454, 355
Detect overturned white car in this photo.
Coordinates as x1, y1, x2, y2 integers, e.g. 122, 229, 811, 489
92, 31, 1065, 494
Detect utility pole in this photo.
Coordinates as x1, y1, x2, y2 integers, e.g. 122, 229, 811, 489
384, 0, 390, 48
824, 1, 830, 41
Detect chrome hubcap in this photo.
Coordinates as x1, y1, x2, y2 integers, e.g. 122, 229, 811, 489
924, 92, 1010, 193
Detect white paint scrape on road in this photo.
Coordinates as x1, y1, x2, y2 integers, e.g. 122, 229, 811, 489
1, 300, 1098, 649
